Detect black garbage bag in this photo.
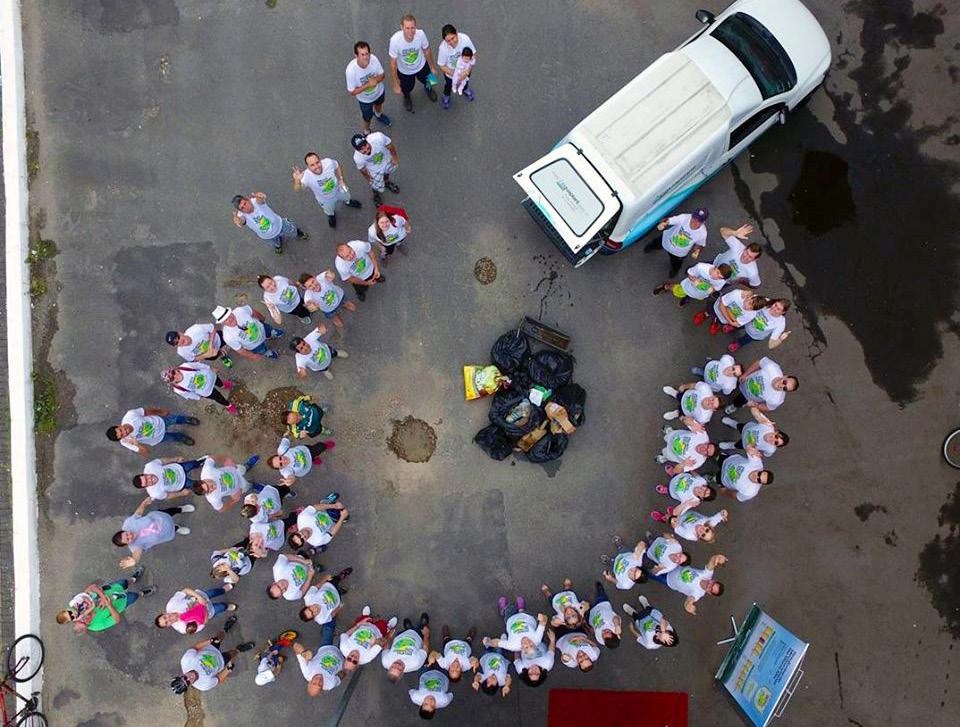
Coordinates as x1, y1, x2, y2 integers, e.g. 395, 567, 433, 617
490, 331, 530, 375
554, 383, 586, 427
488, 389, 545, 437
474, 425, 514, 461
527, 350, 575, 389
527, 432, 569, 463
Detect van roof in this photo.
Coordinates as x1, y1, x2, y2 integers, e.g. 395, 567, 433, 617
572, 52, 732, 200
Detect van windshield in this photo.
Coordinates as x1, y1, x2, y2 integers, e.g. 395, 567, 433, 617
529, 159, 604, 237
711, 13, 797, 100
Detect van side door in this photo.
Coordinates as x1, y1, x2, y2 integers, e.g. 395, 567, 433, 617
722, 102, 785, 162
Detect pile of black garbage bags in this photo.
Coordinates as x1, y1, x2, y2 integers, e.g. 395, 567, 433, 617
474, 330, 586, 463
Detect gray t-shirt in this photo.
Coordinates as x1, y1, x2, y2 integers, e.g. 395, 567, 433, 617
122, 512, 176, 552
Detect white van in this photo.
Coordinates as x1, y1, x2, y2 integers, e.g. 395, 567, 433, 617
513, 0, 831, 266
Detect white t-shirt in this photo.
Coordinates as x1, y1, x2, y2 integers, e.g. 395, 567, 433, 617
303, 583, 340, 625
666, 566, 714, 601
661, 428, 710, 469
742, 421, 778, 456
335, 240, 376, 282
200, 457, 248, 511
121, 408, 165, 450
298, 647, 344, 691
678, 381, 715, 424
703, 354, 738, 395
239, 199, 282, 240
249, 519, 285, 552
300, 160, 343, 204
346, 55, 385, 103
181, 646, 225, 691
276, 437, 313, 479
513, 642, 555, 674
143, 459, 186, 500
745, 307, 787, 341
166, 590, 213, 635
720, 453, 764, 501
740, 357, 786, 410
296, 505, 336, 547
389, 28, 429, 74
408, 670, 453, 709
668, 472, 706, 502
353, 132, 393, 177
588, 602, 618, 645
171, 363, 216, 400
714, 236, 761, 286
437, 32, 475, 78
498, 613, 544, 652
673, 510, 725, 542
263, 275, 301, 314
248, 485, 282, 524
339, 622, 383, 665
611, 551, 643, 590
557, 632, 599, 668
178, 323, 218, 362
634, 608, 667, 650
660, 214, 707, 256
381, 629, 427, 673
435, 639, 472, 672
222, 306, 266, 352
550, 591, 582, 620
295, 329, 333, 373
478, 650, 509, 686
272, 554, 311, 601
680, 262, 725, 299
367, 215, 408, 247
303, 276, 344, 314
210, 548, 252, 578
715, 288, 757, 328
647, 536, 683, 574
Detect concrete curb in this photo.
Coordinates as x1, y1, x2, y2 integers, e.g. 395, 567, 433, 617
1, 0, 43, 705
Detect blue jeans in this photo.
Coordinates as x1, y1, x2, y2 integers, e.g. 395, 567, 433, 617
735, 333, 756, 348
320, 616, 336, 647
593, 582, 609, 605
160, 414, 191, 443
647, 571, 668, 585
106, 578, 139, 606
181, 459, 203, 476
250, 323, 279, 354
202, 587, 229, 615
499, 602, 518, 620
266, 218, 298, 249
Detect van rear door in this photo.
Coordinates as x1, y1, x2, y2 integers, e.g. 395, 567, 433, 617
514, 144, 621, 266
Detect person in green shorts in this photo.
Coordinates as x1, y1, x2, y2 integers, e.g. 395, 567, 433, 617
56, 567, 155, 634
283, 395, 332, 440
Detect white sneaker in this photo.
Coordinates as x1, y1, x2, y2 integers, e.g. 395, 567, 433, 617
180, 504, 196, 513
721, 416, 739, 428
176, 526, 191, 535
323, 370, 334, 380
362, 605, 371, 617
622, 603, 638, 616
662, 410, 679, 421
724, 404, 737, 415
336, 349, 349, 359
719, 441, 735, 451
638, 595, 650, 608
662, 385, 678, 397
655, 455, 667, 464
387, 616, 398, 630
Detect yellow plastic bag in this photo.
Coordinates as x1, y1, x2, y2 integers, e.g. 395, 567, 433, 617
463, 365, 508, 400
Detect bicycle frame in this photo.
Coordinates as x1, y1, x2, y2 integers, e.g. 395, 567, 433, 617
0, 677, 37, 726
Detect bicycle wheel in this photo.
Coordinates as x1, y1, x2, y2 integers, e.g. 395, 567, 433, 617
944, 429, 960, 469
7, 634, 44, 683
16, 710, 48, 727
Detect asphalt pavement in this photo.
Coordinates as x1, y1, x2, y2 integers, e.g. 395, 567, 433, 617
21, 1, 960, 726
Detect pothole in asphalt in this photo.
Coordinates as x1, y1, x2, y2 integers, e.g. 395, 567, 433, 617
387, 416, 437, 463
474, 257, 497, 285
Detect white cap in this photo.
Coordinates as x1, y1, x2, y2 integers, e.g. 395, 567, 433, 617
212, 306, 232, 323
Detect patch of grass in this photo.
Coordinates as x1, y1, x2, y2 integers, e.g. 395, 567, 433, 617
26, 238, 57, 264
33, 372, 58, 436
26, 127, 40, 183
29, 278, 47, 298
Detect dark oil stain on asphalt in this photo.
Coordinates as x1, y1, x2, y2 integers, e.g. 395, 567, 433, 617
733, 0, 958, 404
917, 481, 960, 639
854, 502, 887, 522
388, 416, 437, 463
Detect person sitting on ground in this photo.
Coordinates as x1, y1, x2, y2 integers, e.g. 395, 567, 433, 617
171, 621, 254, 694
656, 423, 716, 475
409, 668, 454, 719
541, 578, 590, 629
240, 483, 295, 524
294, 631, 347, 695
284, 394, 330, 439
106, 406, 198, 456
587, 581, 621, 649
600, 536, 647, 591
253, 629, 298, 687
661, 380, 721, 424
339, 605, 397, 672
289, 496, 349, 555
210, 544, 255, 586
427, 626, 477, 684
652, 497, 729, 543
483, 596, 549, 668
624, 595, 678, 649
382, 613, 431, 682
472, 647, 511, 698
556, 630, 600, 672
57, 567, 155, 634
719, 408, 789, 458
299, 569, 352, 625
648, 554, 728, 615
155, 586, 236, 635
643, 533, 690, 576
268, 553, 315, 601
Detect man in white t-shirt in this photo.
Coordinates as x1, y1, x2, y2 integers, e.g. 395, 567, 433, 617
231, 191, 307, 254
166, 322, 231, 368
726, 356, 798, 413
335, 240, 383, 302
716, 447, 774, 502
346, 41, 392, 132
719, 408, 789, 457
299, 569, 352, 626
288, 498, 349, 554
586, 582, 622, 649
472, 648, 512, 697
656, 423, 716, 474
269, 436, 334, 486
661, 380, 721, 424
351, 131, 399, 206
655, 261, 733, 303
437, 24, 477, 108
171, 623, 254, 695
389, 13, 440, 112
294, 632, 346, 695
268, 553, 315, 602
213, 305, 284, 362
258, 274, 312, 326
195, 455, 254, 513
651, 553, 728, 615
410, 669, 454, 718
557, 631, 600, 672
427, 625, 477, 684
339, 606, 398, 672
299, 271, 357, 335
694, 354, 742, 395
383, 613, 430, 681
643, 533, 689, 576
600, 536, 647, 591
624, 595, 678, 649
133, 456, 203, 502
663, 498, 729, 543
291, 326, 348, 381
644, 207, 709, 276
729, 298, 792, 353
293, 152, 363, 228
713, 223, 762, 287
107, 406, 198, 455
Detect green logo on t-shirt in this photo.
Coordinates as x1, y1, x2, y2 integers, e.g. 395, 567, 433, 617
509, 620, 529, 634
680, 569, 694, 583
267, 523, 279, 539
675, 475, 691, 493
402, 49, 420, 65
728, 303, 744, 319
292, 564, 307, 584
707, 366, 718, 382
450, 643, 467, 655
747, 377, 764, 398
321, 178, 337, 194
424, 677, 441, 690
745, 430, 758, 446
752, 313, 768, 331
321, 588, 338, 606
354, 257, 368, 274
199, 653, 219, 673
139, 422, 155, 438
671, 436, 688, 456
682, 393, 696, 413
672, 230, 691, 248
315, 511, 333, 530
280, 287, 295, 304
695, 279, 711, 293
726, 465, 744, 483
163, 468, 177, 484
255, 215, 271, 232
263, 498, 276, 511
393, 637, 416, 655
653, 543, 666, 559
294, 450, 308, 469
354, 627, 375, 646
322, 290, 337, 306
314, 347, 328, 365
221, 472, 235, 491
613, 554, 627, 575
320, 653, 340, 669
372, 151, 384, 165
682, 513, 698, 524
244, 321, 262, 343
192, 374, 206, 391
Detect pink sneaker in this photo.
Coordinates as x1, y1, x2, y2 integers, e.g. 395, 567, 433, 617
227, 404, 237, 415
650, 510, 667, 522
497, 596, 507, 611
223, 379, 234, 390
722, 324, 735, 334
516, 596, 526, 611
655, 485, 668, 495
727, 341, 741, 353
324, 440, 336, 450
312, 456, 323, 465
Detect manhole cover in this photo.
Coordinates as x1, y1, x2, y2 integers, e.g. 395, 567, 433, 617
387, 416, 437, 463
474, 257, 497, 285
